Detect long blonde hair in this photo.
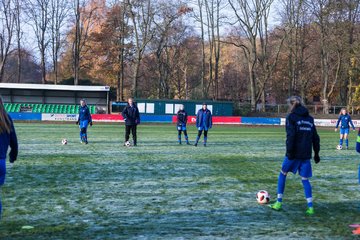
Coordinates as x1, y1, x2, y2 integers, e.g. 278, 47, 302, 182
0, 97, 11, 134
339, 108, 347, 116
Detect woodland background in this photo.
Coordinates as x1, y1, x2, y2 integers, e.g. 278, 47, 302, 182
0, 0, 360, 112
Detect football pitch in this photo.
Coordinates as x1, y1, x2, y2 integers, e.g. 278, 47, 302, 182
1, 123, 360, 239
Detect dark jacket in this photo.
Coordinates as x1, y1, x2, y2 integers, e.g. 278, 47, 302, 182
78, 105, 92, 122
286, 105, 320, 160
0, 115, 18, 163
177, 110, 188, 126
336, 114, 355, 129
196, 108, 212, 129
122, 104, 140, 126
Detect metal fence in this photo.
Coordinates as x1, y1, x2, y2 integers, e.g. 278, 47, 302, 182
235, 103, 360, 115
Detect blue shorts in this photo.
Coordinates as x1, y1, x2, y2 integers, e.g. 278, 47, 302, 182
0, 159, 6, 186
340, 128, 350, 135
177, 124, 187, 131
281, 156, 312, 178
198, 127, 209, 131
80, 120, 89, 129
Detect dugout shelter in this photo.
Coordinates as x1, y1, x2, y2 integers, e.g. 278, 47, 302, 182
0, 83, 110, 114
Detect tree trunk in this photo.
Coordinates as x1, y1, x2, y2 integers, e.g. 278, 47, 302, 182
74, 0, 80, 85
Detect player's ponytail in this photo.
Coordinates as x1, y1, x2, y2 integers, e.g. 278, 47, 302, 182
287, 96, 303, 113
0, 96, 11, 134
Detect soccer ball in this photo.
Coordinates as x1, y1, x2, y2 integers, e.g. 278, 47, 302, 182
336, 145, 343, 150
125, 141, 131, 147
256, 190, 270, 204
61, 139, 68, 145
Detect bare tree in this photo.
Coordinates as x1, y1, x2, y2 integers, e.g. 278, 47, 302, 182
196, 0, 207, 98
228, 0, 276, 111
24, 0, 51, 84
73, 0, 98, 85
49, 0, 70, 84
127, 0, 155, 98
204, 0, 224, 100
0, 0, 15, 82
152, 2, 191, 99
13, 0, 21, 83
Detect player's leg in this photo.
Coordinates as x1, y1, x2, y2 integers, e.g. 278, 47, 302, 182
270, 157, 299, 210
79, 120, 88, 143
195, 129, 203, 146
183, 128, 190, 144
0, 159, 6, 219
79, 121, 83, 142
344, 131, 349, 149
132, 125, 137, 146
125, 125, 131, 145
299, 160, 314, 215
83, 120, 89, 144
178, 130, 182, 144
204, 130, 208, 146
339, 131, 344, 147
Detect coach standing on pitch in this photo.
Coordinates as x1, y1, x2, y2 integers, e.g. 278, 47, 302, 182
194, 103, 212, 147
0, 97, 18, 219
122, 98, 140, 146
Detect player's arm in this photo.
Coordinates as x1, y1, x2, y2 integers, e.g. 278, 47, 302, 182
196, 111, 200, 128
9, 117, 18, 163
135, 107, 140, 124
312, 124, 320, 163
185, 112, 188, 124
121, 107, 128, 121
209, 112, 213, 128
349, 116, 355, 130
76, 108, 80, 125
335, 116, 341, 130
285, 116, 296, 160
88, 108, 93, 126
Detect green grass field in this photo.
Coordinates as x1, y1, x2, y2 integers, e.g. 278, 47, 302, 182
1, 123, 360, 239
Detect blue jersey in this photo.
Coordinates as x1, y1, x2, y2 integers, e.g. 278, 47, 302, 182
196, 108, 212, 129
78, 105, 92, 122
336, 114, 355, 129
0, 115, 18, 162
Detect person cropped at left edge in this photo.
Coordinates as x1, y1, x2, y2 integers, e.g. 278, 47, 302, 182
0, 96, 18, 219
76, 99, 92, 144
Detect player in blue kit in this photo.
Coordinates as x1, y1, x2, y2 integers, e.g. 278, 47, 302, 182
335, 108, 355, 150
0, 97, 18, 219
76, 99, 93, 144
270, 96, 320, 215
194, 103, 212, 147
176, 104, 190, 145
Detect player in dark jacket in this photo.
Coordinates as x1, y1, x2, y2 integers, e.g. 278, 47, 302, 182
335, 108, 355, 150
122, 98, 140, 146
76, 99, 92, 144
176, 104, 190, 145
270, 96, 320, 215
194, 103, 212, 147
0, 97, 18, 219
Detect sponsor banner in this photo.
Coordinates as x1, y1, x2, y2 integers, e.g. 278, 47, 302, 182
9, 113, 42, 121
42, 113, 78, 121
172, 116, 241, 124
241, 117, 281, 125
280, 118, 360, 127
92, 114, 123, 122
142, 115, 173, 123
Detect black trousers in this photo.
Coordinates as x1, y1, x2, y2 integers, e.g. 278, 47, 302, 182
198, 130, 208, 138
125, 125, 137, 145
